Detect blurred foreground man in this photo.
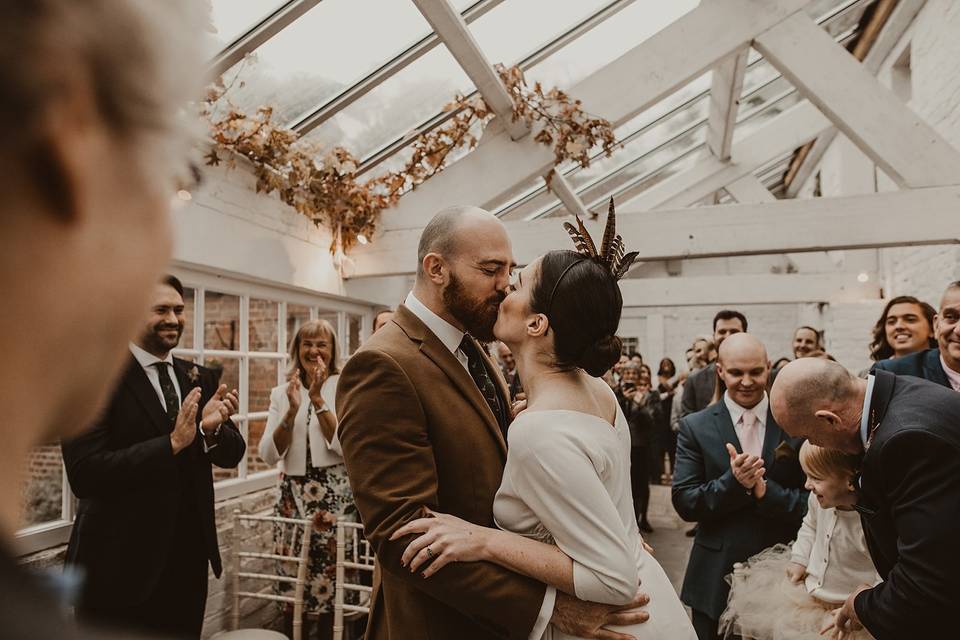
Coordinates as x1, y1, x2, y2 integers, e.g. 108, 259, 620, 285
0, 0, 205, 637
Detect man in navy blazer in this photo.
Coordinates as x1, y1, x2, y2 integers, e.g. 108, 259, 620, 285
673, 334, 807, 640
873, 281, 960, 390
772, 359, 960, 639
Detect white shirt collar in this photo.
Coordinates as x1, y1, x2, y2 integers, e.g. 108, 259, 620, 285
723, 391, 769, 426
129, 342, 174, 369
404, 292, 466, 356
860, 374, 876, 448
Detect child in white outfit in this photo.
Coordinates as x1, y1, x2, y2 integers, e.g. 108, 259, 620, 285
720, 442, 881, 639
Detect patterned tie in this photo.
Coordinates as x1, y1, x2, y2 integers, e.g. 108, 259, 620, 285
459, 336, 507, 437
740, 409, 762, 458
153, 362, 180, 427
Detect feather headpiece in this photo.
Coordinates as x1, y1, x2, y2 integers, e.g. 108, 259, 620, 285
561, 198, 639, 280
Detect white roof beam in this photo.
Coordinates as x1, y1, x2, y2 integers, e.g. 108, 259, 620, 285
723, 175, 776, 203
411, 0, 529, 140
620, 273, 879, 307
784, 0, 926, 198
623, 100, 831, 211
209, 0, 321, 78
754, 11, 960, 189
350, 186, 960, 277
706, 47, 749, 161
378, 0, 814, 232
547, 170, 591, 219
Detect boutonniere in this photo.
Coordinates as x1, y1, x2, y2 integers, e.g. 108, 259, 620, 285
187, 366, 200, 384
774, 440, 798, 461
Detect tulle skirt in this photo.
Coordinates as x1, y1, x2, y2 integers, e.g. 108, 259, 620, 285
719, 544, 874, 640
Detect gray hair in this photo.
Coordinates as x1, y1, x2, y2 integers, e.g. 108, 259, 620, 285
0, 0, 205, 191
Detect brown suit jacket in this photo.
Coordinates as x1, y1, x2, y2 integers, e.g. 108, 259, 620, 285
336, 304, 546, 640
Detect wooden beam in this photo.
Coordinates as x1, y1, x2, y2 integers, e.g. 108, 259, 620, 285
623, 100, 830, 211
723, 175, 776, 203
783, 0, 926, 198
378, 0, 812, 232
620, 273, 880, 307
411, 0, 529, 140
754, 12, 960, 189
706, 47, 749, 161
547, 170, 591, 218
209, 0, 321, 78
349, 186, 960, 277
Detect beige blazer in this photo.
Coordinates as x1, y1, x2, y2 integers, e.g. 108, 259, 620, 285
336, 304, 546, 640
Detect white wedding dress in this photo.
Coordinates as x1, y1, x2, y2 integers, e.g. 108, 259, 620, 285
493, 391, 697, 640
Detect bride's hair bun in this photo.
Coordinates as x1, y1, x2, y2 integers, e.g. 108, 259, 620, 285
529, 250, 625, 378
576, 334, 623, 378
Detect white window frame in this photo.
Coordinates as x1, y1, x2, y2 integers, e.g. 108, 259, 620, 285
16, 264, 374, 555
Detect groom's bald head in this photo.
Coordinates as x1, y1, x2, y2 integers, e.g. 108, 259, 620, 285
416, 205, 506, 278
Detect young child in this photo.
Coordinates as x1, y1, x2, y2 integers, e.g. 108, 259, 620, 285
719, 442, 881, 639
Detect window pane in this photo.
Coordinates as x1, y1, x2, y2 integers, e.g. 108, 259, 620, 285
250, 358, 280, 414
348, 314, 363, 356
218, 0, 435, 125
20, 445, 63, 527
206, 0, 289, 55
301, 44, 473, 162
286, 303, 312, 350
181, 287, 196, 350
205, 292, 240, 351
206, 356, 241, 396
250, 298, 280, 352
247, 418, 273, 476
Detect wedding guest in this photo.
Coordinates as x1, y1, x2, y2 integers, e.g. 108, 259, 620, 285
771, 356, 793, 372
373, 308, 394, 334
613, 354, 629, 386
792, 326, 823, 359
771, 359, 960, 638
63, 276, 245, 639
618, 363, 655, 533
657, 358, 679, 480
497, 342, 524, 401
259, 320, 352, 640
873, 282, 960, 389
867, 295, 936, 362
673, 334, 807, 640
681, 310, 747, 419
0, 3, 205, 635
720, 442, 880, 640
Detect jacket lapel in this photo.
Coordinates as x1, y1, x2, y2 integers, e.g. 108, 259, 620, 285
923, 349, 951, 388
123, 357, 172, 435
395, 306, 507, 455
761, 408, 782, 469
713, 402, 742, 453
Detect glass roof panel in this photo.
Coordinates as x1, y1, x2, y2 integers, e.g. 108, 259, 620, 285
215, 0, 436, 124
206, 0, 289, 55
300, 44, 474, 161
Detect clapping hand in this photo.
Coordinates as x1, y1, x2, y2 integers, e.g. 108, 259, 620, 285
201, 384, 239, 432
286, 374, 302, 414
307, 361, 328, 408
726, 443, 765, 490
171, 387, 201, 454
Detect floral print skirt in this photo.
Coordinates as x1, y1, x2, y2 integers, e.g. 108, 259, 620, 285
274, 458, 357, 614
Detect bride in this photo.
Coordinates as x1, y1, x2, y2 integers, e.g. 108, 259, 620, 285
392, 205, 697, 640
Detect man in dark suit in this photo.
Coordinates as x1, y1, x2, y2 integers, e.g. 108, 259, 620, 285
673, 334, 807, 640
773, 359, 960, 638
62, 276, 246, 638
873, 281, 960, 390
680, 310, 748, 418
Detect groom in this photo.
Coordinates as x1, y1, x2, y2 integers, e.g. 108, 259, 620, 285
337, 206, 648, 640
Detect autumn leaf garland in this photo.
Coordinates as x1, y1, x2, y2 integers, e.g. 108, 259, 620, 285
204, 65, 617, 252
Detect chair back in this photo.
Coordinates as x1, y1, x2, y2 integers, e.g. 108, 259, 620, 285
332, 519, 376, 640
230, 510, 312, 640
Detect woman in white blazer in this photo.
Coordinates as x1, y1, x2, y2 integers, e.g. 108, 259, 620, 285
259, 319, 355, 637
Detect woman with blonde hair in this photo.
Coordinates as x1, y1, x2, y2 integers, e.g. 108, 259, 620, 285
720, 442, 880, 639
260, 320, 355, 639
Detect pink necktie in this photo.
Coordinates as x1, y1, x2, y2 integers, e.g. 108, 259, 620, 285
740, 410, 762, 458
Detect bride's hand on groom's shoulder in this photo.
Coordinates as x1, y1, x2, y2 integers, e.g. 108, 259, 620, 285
390, 509, 491, 578
551, 590, 650, 640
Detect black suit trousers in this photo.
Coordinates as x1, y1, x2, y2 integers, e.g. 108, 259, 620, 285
630, 446, 650, 523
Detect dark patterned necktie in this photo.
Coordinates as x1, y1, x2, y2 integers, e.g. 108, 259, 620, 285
153, 362, 180, 426
459, 336, 506, 437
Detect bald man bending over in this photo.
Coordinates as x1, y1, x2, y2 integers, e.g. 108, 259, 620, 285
672, 334, 807, 640
336, 206, 647, 640
771, 359, 960, 639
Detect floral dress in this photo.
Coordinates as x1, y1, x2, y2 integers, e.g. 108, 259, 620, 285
273, 404, 358, 614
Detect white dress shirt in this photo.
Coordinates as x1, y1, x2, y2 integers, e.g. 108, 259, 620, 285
403, 293, 555, 640
130, 342, 182, 407
259, 375, 343, 474
790, 493, 881, 603
723, 391, 768, 453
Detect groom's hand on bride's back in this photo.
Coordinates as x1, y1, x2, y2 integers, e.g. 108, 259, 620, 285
550, 589, 649, 640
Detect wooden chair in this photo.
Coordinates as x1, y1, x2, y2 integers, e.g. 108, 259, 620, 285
332, 519, 376, 640
216, 510, 312, 640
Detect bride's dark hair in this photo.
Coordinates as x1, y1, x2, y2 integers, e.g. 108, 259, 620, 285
529, 249, 623, 377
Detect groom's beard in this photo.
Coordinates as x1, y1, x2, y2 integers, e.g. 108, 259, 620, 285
443, 271, 503, 342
